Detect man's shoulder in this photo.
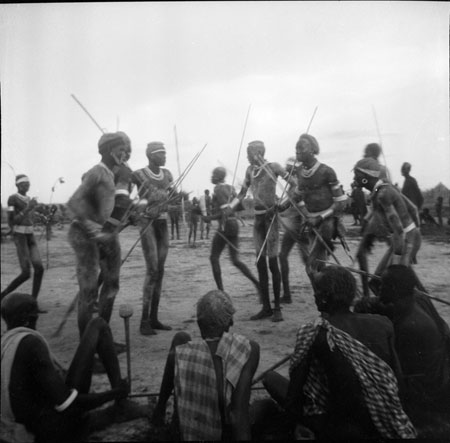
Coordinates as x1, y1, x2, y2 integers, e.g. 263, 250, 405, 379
354, 312, 393, 330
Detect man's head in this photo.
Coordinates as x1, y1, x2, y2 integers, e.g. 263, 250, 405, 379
98, 132, 130, 166
295, 134, 319, 164
364, 143, 382, 160
211, 167, 226, 184
15, 174, 30, 194
247, 141, 265, 165
313, 267, 356, 313
204, 189, 210, 196
196, 290, 235, 338
1, 293, 39, 330
353, 157, 381, 190
401, 162, 411, 177
146, 142, 166, 167
379, 265, 415, 305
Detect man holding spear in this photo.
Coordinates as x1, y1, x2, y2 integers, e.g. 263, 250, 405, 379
67, 131, 131, 338
132, 142, 174, 336
278, 134, 347, 290
231, 141, 294, 322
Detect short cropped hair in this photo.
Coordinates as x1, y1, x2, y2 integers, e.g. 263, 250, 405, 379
1, 293, 38, 328
380, 265, 415, 301
315, 267, 356, 312
197, 290, 235, 336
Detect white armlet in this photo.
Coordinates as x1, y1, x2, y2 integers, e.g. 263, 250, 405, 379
229, 198, 240, 209
55, 389, 78, 412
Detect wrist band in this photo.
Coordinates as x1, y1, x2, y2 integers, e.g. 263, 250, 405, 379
321, 208, 333, 219
115, 189, 130, 196
55, 389, 78, 412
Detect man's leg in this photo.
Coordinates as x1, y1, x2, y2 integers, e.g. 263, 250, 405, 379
226, 219, 260, 292
279, 232, 295, 304
251, 216, 273, 320
97, 234, 121, 324
66, 317, 123, 393
200, 217, 204, 240
206, 221, 210, 239
210, 231, 227, 290
152, 332, 191, 426
140, 224, 158, 335
28, 235, 44, 301
268, 256, 282, 322
1, 233, 32, 298
150, 221, 171, 331
69, 224, 100, 338
266, 216, 282, 321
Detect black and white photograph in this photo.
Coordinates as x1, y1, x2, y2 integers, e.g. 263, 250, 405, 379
1, 2, 449, 441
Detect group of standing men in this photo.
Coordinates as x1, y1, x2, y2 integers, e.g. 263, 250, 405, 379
2, 130, 429, 337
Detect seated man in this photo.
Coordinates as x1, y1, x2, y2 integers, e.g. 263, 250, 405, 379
1, 293, 130, 443
355, 265, 450, 418
152, 290, 260, 440
262, 267, 416, 440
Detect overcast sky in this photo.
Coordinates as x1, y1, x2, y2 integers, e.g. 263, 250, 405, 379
1, 1, 449, 206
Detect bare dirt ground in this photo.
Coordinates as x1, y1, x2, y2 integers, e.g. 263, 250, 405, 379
1, 215, 449, 441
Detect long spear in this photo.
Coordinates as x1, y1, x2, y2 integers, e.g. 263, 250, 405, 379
231, 104, 252, 190
174, 125, 187, 227
71, 94, 105, 134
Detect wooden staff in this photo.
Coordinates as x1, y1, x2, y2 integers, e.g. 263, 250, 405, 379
251, 354, 292, 386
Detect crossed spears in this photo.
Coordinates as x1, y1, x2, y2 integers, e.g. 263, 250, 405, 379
52, 143, 208, 338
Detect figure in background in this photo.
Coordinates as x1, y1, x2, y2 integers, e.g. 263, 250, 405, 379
401, 162, 424, 212
1, 175, 45, 311
435, 196, 443, 227
204, 167, 261, 295
188, 197, 202, 247
199, 189, 212, 240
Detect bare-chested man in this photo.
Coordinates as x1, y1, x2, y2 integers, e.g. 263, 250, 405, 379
278, 158, 308, 304
67, 132, 130, 338
1, 175, 45, 310
204, 167, 261, 295
353, 157, 422, 295
282, 134, 347, 290
132, 142, 174, 336
232, 141, 294, 322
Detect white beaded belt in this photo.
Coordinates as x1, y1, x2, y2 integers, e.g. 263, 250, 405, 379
14, 225, 34, 234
